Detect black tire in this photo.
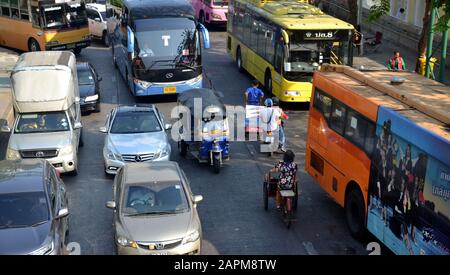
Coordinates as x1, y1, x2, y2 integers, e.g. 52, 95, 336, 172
265, 71, 273, 97
213, 154, 220, 174
199, 11, 206, 26
263, 182, 268, 211
94, 102, 101, 113
73, 48, 82, 55
293, 183, 298, 211
179, 140, 187, 157
345, 188, 366, 240
236, 48, 244, 73
79, 132, 84, 147
102, 31, 109, 47
28, 38, 40, 52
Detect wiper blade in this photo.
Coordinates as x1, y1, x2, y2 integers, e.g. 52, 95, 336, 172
31, 220, 47, 227
146, 59, 175, 71
176, 63, 198, 71
127, 211, 177, 216
0, 224, 29, 229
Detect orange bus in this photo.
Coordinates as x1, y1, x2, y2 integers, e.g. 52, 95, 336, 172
0, 0, 90, 54
305, 64, 450, 255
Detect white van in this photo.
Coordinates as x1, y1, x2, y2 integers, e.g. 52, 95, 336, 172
2, 51, 83, 175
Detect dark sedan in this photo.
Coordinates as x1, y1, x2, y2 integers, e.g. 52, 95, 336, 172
77, 62, 102, 113
0, 159, 69, 255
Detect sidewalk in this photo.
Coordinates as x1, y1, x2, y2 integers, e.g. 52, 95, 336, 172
353, 36, 450, 86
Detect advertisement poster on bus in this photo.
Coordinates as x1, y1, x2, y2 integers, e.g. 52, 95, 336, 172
367, 107, 450, 255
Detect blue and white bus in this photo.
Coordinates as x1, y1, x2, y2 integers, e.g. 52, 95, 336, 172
109, 0, 210, 96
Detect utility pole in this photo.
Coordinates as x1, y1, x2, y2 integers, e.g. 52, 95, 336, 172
425, 4, 436, 79
438, 28, 448, 83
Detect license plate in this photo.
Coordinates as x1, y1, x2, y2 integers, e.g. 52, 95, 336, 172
67, 43, 75, 49
164, 86, 176, 93
151, 252, 168, 255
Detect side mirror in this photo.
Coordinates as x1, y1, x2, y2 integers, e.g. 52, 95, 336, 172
106, 201, 116, 209
284, 62, 292, 72
99, 126, 107, 133
193, 195, 203, 204
198, 24, 210, 49
73, 122, 83, 129
165, 124, 172, 130
0, 125, 11, 133
127, 26, 135, 54
94, 17, 101, 22
98, 76, 103, 82
56, 208, 69, 219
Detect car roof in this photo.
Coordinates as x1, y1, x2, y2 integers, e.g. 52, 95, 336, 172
114, 105, 156, 114
86, 3, 106, 12
122, 162, 183, 185
0, 159, 46, 194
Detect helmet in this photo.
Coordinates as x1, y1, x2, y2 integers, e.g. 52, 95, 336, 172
264, 98, 273, 107
271, 97, 279, 106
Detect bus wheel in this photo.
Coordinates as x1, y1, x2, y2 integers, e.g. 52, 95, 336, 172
264, 71, 273, 96
28, 38, 40, 52
73, 48, 82, 55
236, 48, 244, 73
345, 188, 366, 241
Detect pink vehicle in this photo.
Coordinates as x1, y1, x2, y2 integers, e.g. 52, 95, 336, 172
191, 0, 228, 25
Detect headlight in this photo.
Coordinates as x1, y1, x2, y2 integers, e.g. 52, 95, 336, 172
159, 146, 170, 158
85, 94, 99, 102
134, 78, 151, 89
106, 147, 122, 161
6, 148, 20, 160
29, 240, 54, 255
182, 230, 200, 244
284, 90, 299, 96
185, 74, 202, 85
117, 236, 137, 248
211, 13, 222, 19
60, 145, 73, 155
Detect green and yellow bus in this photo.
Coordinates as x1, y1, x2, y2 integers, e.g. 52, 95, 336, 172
227, 0, 354, 103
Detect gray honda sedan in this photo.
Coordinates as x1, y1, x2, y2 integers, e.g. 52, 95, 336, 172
106, 161, 203, 255
0, 159, 69, 255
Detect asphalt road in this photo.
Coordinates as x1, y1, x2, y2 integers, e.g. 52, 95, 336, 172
40, 29, 367, 255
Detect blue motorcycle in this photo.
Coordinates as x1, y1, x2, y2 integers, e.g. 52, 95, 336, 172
177, 89, 230, 173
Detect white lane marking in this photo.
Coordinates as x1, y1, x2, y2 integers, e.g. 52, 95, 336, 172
302, 241, 319, 255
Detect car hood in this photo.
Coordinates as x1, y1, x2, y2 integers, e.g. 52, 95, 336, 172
79, 84, 96, 97
121, 211, 191, 242
9, 131, 72, 150
107, 132, 168, 155
0, 222, 50, 254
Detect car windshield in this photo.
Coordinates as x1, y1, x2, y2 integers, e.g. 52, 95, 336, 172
0, 192, 49, 229
110, 111, 161, 134
77, 67, 95, 85
42, 1, 88, 29
122, 182, 189, 215
15, 112, 70, 134
213, 0, 228, 7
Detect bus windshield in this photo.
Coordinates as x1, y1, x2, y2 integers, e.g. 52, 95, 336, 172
212, 0, 228, 7
134, 18, 198, 69
42, 2, 88, 29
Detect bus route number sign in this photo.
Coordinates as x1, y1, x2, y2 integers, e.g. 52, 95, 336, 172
303, 31, 336, 40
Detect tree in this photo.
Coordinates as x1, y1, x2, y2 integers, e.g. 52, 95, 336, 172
365, 0, 449, 71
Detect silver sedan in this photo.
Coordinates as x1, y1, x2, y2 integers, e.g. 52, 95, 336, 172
100, 105, 172, 175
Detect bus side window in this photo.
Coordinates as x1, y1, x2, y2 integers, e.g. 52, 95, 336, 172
31, 5, 40, 27
1, 7, 10, 17
364, 122, 376, 156
19, 0, 29, 21
274, 43, 283, 73
344, 109, 366, 148
329, 100, 346, 135
313, 88, 332, 119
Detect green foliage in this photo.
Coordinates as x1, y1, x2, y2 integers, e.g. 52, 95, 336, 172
435, 0, 450, 32
365, 0, 390, 23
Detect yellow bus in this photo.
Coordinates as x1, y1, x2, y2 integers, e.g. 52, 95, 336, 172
227, 0, 354, 103
0, 0, 91, 54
